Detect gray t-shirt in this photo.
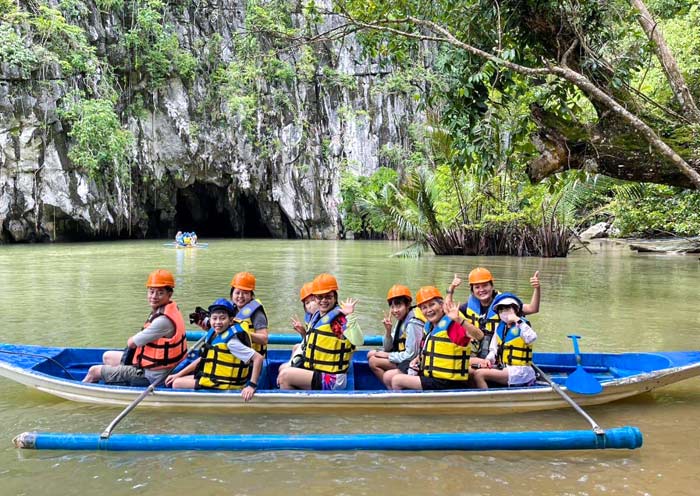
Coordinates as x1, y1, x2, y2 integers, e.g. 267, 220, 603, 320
248, 307, 268, 331
132, 315, 175, 347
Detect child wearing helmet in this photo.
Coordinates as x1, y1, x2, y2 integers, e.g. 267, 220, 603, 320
470, 292, 537, 389
165, 298, 263, 401
391, 287, 480, 391
367, 284, 425, 388
277, 273, 363, 391
278, 281, 319, 373
82, 269, 188, 386
191, 272, 270, 357
446, 267, 540, 368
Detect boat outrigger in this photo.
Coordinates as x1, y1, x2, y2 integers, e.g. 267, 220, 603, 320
6, 333, 687, 452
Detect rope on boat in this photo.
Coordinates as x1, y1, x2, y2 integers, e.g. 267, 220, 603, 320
0, 349, 78, 380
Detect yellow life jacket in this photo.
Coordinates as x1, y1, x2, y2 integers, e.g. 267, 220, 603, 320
460, 292, 500, 358
236, 298, 267, 357
494, 319, 534, 366
420, 315, 470, 381
391, 306, 426, 352
196, 321, 253, 390
301, 307, 355, 374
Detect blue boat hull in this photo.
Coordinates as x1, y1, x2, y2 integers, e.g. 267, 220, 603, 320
2, 340, 700, 413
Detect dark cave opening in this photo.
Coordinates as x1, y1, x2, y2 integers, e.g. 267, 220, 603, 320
174, 182, 238, 238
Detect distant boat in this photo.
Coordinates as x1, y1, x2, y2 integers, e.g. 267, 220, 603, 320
1, 340, 699, 413
162, 242, 209, 249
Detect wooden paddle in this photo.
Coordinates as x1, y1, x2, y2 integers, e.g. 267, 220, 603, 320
565, 335, 603, 395
531, 363, 604, 435
100, 335, 207, 439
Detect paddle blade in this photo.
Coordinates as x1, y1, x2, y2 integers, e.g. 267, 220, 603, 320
565, 365, 603, 395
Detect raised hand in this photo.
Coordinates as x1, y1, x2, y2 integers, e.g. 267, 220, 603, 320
382, 310, 392, 333
530, 270, 540, 288
340, 297, 358, 316
443, 300, 460, 321
291, 315, 305, 336
450, 273, 463, 290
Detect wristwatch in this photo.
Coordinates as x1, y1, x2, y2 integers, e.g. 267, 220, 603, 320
246, 381, 258, 389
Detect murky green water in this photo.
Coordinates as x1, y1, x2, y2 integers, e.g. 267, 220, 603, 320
1, 239, 699, 495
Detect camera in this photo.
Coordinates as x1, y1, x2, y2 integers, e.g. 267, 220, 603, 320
189, 306, 210, 325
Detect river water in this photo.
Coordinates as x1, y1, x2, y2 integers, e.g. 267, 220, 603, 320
1, 239, 699, 495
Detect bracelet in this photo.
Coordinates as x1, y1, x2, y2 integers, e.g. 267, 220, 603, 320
446, 288, 454, 294
246, 381, 258, 389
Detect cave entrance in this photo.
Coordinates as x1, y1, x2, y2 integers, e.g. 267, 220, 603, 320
174, 182, 237, 238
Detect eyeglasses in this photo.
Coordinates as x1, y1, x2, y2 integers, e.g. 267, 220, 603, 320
316, 293, 335, 301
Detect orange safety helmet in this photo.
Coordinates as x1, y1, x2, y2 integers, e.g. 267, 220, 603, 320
299, 282, 315, 301
230, 272, 256, 291
415, 286, 442, 306
468, 267, 494, 285
386, 284, 412, 302
312, 273, 339, 295
145, 269, 175, 288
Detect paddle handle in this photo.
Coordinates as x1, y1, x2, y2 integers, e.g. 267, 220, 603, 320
100, 335, 207, 439
532, 364, 604, 435
567, 334, 583, 364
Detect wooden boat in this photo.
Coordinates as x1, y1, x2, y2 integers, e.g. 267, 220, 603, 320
2, 338, 699, 413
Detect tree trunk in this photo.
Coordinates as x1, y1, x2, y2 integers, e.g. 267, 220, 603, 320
631, 0, 700, 123
528, 105, 698, 188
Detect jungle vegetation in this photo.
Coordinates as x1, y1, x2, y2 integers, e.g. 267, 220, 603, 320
1, 0, 699, 253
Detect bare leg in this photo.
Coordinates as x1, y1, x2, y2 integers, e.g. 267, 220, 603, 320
391, 374, 423, 391
471, 368, 510, 389
171, 375, 197, 389
82, 364, 103, 383
277, 367, 314, 390
102, 350, 124, 366
368, 355, 397, 382
382, 368, 402, 389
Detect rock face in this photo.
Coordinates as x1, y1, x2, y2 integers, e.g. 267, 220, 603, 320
0, 0, 423, 242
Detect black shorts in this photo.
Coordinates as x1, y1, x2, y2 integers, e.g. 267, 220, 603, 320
419, 376, 470, 391
397, 359, 412, 374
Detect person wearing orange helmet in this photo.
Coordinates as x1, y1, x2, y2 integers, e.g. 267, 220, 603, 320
391, 286, 478, 391
82, 269, 188, 386
166, 298, 263, 401
367, 284, 425, 388
446, 267, 540, 368
229, 272, 269, 357
470, 293, 538, 389
278, 281, 319, 373
191, 271, 270, 357
277, 273, 363, 391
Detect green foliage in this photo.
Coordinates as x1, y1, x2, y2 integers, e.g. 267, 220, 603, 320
123, 0, 196, 88
0, 24, 38, 75
59, 96, 133, 184
340, 167, 400, 236
609, 185, 700, 237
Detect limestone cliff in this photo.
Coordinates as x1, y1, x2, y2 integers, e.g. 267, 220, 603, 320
0, 0, 422, 242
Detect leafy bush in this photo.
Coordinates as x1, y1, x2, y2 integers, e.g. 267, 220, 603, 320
60, 96, 133, 184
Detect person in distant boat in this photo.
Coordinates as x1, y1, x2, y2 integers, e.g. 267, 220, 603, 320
277, 273, 363, 391
367, 285, 425, 388
470, 293, 537, 389
391, 286, 482, 391
445, 267, 540, 368
191, 271, 270, 357
279, 281, 318, 373
82, 269, 187, 386
175, 231, 185, 246
165, 298, 262, 401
